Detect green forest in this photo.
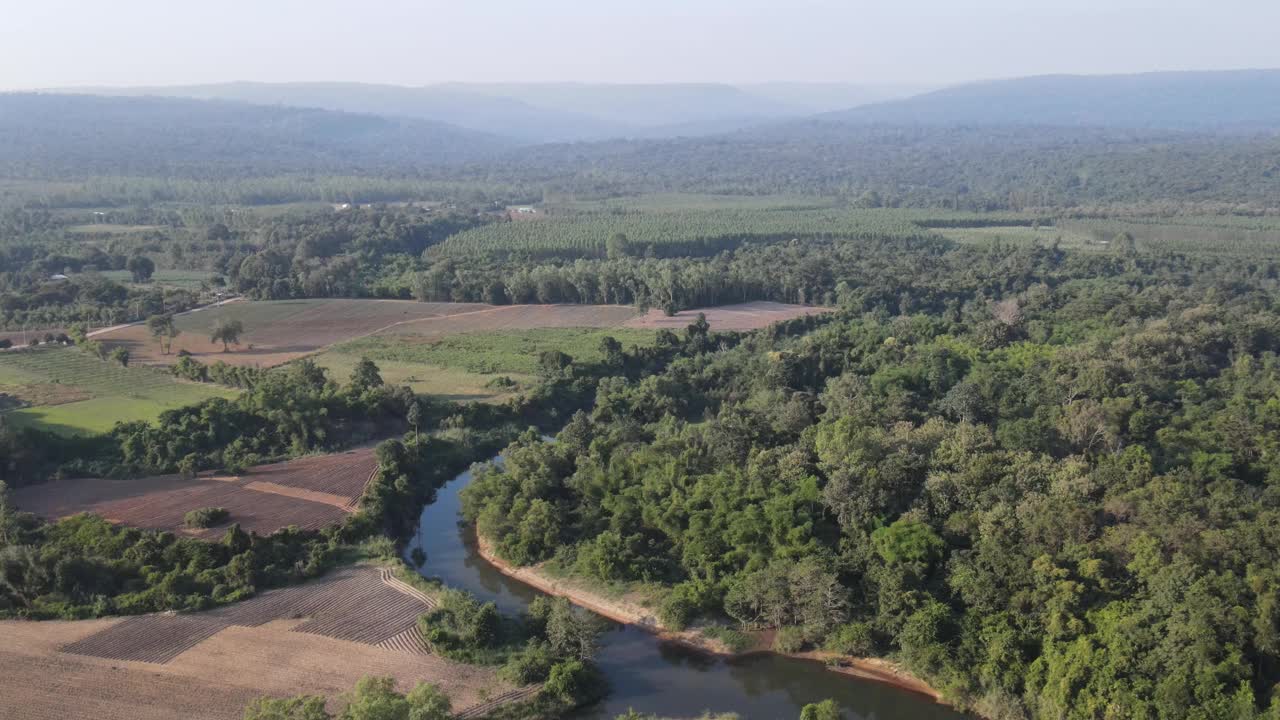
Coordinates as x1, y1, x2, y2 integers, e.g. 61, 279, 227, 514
460, 237, 1280, 719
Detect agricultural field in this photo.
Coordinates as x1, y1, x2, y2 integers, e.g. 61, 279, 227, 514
437, 207, 943, 258
936, 224, 1098, 249
64, 223, 164, 234
623, 301, 834, 331
98, 268, 218, 289
0, 566, 512, 720
314, 304, 642, 400
0, 346, 235, 435
542, 192, 843, 212
1059, 217, 1280, 257
11, 447, 377, 538
97, 298, 490, 367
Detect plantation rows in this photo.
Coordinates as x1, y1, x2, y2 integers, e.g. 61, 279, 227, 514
0, 346, 193, 396
1061, 217, 1280, 257
61, 567, 433, 665
439, 208, 948, 258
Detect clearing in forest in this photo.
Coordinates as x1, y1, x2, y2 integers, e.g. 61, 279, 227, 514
623, 301, 833, 331
0, 346, 236, 435
0, 566, 512, 720
10, 447, 378, 538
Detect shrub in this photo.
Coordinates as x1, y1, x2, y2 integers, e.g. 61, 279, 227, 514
702, 625, 752, 653
183, 507, 230, 528
541, 659, 604, 704
658, 582, 703, 630
773, 626, 806, 653
501, 639, 556, 685
825, 622, 876, 656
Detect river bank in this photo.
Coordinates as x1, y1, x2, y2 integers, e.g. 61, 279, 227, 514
474, 534, 947, 706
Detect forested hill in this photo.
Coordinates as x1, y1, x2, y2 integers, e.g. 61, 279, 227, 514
816, 69, 1280, 130
0, 93, 511, 178
478, 126, 1280, 207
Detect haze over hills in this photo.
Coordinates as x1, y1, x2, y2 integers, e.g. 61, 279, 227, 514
0, 93, 510, 178
50, 81, 923, 142
815, 69, 1280, 130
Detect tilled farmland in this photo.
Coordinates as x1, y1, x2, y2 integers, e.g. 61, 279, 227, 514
10, 447, 377, 538
623, 300, 833, 331
0, 567, 510, 720
96, 298, 493, 367
62, 566, 432, 664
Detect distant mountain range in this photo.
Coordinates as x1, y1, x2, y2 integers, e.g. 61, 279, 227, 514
814, 69, 1280, 131
0, 93, 509, 177
5, 69, 1280, 189
52, 81, 923, 142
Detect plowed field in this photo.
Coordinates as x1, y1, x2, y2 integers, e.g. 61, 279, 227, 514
0, 566, 511, 720
623, 301, 833, 331
96, 298, 491, 367
11, 448, 376, 538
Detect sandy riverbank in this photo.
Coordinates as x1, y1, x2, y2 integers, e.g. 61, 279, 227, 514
474, 535, 947, 705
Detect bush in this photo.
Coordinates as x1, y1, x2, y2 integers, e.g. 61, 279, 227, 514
184, 507, 230, 528
541, 659, 604, 704
501, 639, 556, 685
657, 582, 701, 630
702, 625, 752, 653
824, 622, 876, 656
773, 626, 806, 653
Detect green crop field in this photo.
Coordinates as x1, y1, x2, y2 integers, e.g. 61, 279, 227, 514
939, 224, 1099, 250
438, 208, 947, 258
313, 327, 657, 401
1058, 217, 1280, 257
99, 269, 217, 290
0, 347, 236, 436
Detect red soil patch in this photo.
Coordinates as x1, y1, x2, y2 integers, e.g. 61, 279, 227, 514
623, 301, 833, 331
11, 448, 377, 538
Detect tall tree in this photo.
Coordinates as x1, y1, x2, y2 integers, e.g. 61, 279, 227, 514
210, 319, 245, 352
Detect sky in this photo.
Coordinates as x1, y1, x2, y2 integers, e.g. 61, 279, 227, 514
2, 0, 1278, 90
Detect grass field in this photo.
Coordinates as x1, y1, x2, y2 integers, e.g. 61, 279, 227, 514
64, 223, 164, 234
99, 269, 217, 290
317, 326, 655, 401
0, 347, 235, 435
937, 224, 1099, 250
336, 327, 656, 375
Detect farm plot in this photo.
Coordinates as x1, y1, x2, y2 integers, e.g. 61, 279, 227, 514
10, 447, 377, 538
96, 298, 491, 367
0, 346, 235, 435
623, 301, 834, 331
61, 567, 431, 662
315, 304, 641, 401
0, 567, 509, 720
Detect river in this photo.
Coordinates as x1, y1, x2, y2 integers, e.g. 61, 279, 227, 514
408, 463, 969, 720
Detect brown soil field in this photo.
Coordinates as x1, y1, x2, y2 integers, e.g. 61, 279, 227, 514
623, 301, 833, 332
10, 448, 376, 538
0, 566, 512, 720
97, 299, 492, 367
375, 303, 638, 337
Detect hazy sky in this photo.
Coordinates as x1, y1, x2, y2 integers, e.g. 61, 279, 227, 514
3, 0, 1278, 89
